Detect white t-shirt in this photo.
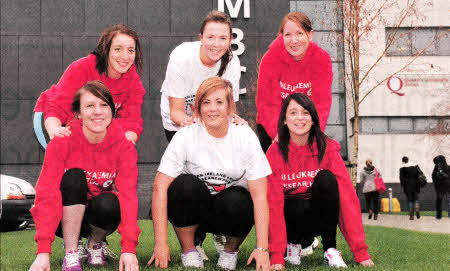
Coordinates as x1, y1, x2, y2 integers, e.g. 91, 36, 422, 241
158, 120, 272, 194
160, 41, 241, 131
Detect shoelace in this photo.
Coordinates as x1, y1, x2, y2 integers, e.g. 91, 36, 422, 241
65, 252, 79, 267
102, 242, 119, 260
89, 245, 104, 263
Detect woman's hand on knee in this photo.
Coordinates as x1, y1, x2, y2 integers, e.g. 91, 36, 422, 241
247, 249, 270, 271
147, 243, 171, 269
270, 263, 285, 270
29, 253, 50, 271
48, 126, 71, 139
119, 253, 139, 271
359, 258, 375, 267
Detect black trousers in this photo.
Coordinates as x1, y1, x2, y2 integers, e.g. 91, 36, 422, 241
167, 174, 254, 240
256, 124, 272, 153
284, 170, 340, 251
164, 129, 177, 143
364, 191, 380, 214
55, 168, 121, 238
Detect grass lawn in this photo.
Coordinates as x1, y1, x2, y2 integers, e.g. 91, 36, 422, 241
1, 220, 449, 270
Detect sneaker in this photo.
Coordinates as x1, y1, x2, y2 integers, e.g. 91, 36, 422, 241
196, 245, 209, 261
324, 248, 348, 268
78, 240, 87, 263
101, 241, 118, 260
217, 250, 238, 270
87, 243, 107, 266
213, 234, 226, 254
181, 249, 204, 268
301, 237, 319, 256
284, 243, 301, 265
62, 250, 82, 271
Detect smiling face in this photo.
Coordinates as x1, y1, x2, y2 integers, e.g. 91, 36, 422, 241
199, 22, 231, 67
282, 20, 313, 61
199, 88, 231, 135
285, 99, 313, 144
79, 90, 113, 143
107, 33, 136, 79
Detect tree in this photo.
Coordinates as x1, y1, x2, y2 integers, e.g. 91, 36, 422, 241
336, 0, 448, 184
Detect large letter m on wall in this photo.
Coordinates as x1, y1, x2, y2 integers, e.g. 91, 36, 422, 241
218, 0, 250, 18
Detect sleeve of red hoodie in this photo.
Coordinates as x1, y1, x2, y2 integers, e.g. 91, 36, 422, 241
115, 72, 146, 140
45, 59, 89, 124
266, 145, 287, 266
325, 141, 371, 263
256, 52, 282, 140
310, 48, 333, 131
115, 140, 141, 254
30, 139, 67, 254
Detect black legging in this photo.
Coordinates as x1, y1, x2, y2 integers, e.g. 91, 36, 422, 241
167, 174, 254, 240
284, 170, 340, 251
364, 191, 380, 215
55, 168, 121, 238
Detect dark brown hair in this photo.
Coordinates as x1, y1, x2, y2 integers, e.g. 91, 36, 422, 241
72, 80, 116, 117
278, 12, 312, 35
277, 93, 327, 164
92, 24, 143, 76
199, 10, 233, 77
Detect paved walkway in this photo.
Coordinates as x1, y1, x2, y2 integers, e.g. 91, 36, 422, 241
362, 214, 450, 234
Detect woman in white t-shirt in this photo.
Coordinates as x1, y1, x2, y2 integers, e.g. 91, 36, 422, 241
160, 10, 241, 142
148, 77, 271, 271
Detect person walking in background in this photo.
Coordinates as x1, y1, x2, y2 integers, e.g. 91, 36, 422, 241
34, 24, 146, 145
399, 156, 424, 220
360, 159, 381, 220
432, 155, 450, 219
256, 11, 333, 152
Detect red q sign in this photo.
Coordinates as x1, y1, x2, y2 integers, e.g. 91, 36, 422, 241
387, 76, 405, 96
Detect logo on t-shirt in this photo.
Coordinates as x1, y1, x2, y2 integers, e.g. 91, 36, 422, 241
279, 81, 312, 99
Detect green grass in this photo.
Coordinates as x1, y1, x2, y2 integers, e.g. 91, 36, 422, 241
1, 220, 449, 270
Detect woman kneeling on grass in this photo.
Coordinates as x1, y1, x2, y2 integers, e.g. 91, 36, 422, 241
148, 77, 271, 271
29, 81, 140, 271
266, 93, 374, 270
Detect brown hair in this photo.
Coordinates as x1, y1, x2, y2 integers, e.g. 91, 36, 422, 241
72, 80, 116, 117
278, 12, 312, 35
199, 10, 233, 77
92, 24, 143, 75
194, 77, 235, 119
365, 159, 373, 168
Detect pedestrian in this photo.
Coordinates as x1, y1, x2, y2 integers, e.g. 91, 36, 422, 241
399, 156, 424, 220
256, 11, 333, 152
266, 93, 374, 270
360, 159, 381, 220
431, 155, 450, 219
29, 81, 140, 271
148, 77, 271, 271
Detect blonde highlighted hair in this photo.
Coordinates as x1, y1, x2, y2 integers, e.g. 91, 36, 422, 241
193, 77, 236, 119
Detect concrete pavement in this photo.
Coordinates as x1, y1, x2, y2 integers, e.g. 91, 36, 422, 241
362, 213, 450, 234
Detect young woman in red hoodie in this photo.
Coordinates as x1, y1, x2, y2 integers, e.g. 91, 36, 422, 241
266, 93, 374, 270
256, 12, 333, 152
29, 81, 140, 271
34, 24, 145, 144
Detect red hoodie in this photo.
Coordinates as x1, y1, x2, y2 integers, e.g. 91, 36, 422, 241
256, 35, 333, 139
31, 119, 141, 254
266, 139, 370, 265
34, 54, 145, 140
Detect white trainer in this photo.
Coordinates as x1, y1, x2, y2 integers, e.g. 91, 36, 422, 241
101, 241, 118, 260
77, 240, 88, 263
181, 249, 204, 268
284, 243, 301, 265
301, 237, 319, 256
324, 248, 348, 268
217, 250, 238, 270
196, 245, 209, 261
